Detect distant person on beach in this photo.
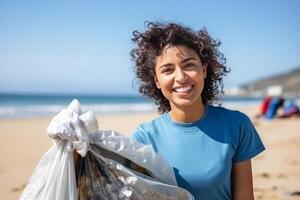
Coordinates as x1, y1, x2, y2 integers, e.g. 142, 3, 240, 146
255, 96, 272, 118
264, 96, 285, 119
130, 22, 265, 200
256, 96, 299, 119
279, 99, 300, 118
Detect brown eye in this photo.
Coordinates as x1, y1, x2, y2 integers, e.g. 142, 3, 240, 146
185, 63, 196, 68
162, 68, 172, 74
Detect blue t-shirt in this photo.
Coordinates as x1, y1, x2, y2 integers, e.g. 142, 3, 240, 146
131, 105, 265, 200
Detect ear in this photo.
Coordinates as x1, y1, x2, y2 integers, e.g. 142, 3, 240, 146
154, 75, 161, 89
203, 63, 207, 79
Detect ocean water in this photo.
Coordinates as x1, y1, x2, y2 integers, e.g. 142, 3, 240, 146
0, 94, 262, 119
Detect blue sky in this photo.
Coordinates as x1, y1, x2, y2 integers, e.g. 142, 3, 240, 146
0, 0, 299, 95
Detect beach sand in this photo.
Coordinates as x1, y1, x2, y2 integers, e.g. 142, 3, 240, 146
0, 106, 299, 200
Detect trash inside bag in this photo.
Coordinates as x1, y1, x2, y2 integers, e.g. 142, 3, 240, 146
19, 99, 194, 200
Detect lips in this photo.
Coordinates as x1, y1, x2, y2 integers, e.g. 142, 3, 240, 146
173, 85, 193, 93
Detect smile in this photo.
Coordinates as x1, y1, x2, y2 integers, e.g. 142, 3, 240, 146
173, 85, 193, 93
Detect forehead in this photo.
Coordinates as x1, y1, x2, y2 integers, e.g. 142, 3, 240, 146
155, 45, 200, 64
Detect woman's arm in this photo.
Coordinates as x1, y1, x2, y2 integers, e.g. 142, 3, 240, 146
232, 159, 255, 200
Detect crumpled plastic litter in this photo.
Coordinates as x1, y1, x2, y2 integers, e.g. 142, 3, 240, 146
19, 99, 194, 200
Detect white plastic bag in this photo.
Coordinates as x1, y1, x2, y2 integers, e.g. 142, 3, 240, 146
19, 141, 77, 200
19, 99, 194, 200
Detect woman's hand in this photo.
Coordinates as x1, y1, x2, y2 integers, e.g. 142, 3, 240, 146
232, 159, 255, 200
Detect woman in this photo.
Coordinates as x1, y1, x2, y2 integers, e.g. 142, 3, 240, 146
130, 22, 265, 200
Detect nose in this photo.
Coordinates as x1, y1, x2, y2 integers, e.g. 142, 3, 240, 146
175, 67, 187, 83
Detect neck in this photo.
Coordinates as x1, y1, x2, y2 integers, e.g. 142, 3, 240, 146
169, 101, 206, 123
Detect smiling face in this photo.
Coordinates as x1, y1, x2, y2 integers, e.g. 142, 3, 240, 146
154, 45, 207, 111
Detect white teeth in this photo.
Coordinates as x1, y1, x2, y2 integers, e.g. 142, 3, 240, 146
174, 86, 192, 93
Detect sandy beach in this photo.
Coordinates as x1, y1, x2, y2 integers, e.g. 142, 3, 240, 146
0, 105, 299, 200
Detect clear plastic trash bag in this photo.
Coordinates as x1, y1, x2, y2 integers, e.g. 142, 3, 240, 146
19, 99, 194, 200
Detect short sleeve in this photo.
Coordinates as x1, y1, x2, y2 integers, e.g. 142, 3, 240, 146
131, 123, 159, 152
130, 125, 148, 144
232, 113, 265, 163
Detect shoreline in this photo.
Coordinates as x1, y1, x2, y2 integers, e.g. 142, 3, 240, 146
0, 103, 259, 120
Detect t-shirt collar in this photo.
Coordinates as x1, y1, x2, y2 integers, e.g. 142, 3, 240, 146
164, 105, 209, 127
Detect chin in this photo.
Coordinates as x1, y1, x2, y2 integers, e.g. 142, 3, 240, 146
171, 99, 199, 108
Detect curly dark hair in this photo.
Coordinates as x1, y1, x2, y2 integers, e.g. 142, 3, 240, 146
131, 21, 230, 113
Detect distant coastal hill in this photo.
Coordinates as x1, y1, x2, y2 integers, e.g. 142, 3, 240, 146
226, 66, 300, 97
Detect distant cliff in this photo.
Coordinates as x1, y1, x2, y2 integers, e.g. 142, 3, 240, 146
240, 66, 300, 96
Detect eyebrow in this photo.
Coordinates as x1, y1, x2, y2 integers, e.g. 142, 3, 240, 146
158, 63, 173, 69
181, 57, 197, 63
158, 57, 197, 69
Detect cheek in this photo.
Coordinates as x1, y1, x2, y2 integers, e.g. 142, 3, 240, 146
188, 71, 204, 83
192, 71, 206, 89
156, 73, 171, 85
157, 78, 174, 97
